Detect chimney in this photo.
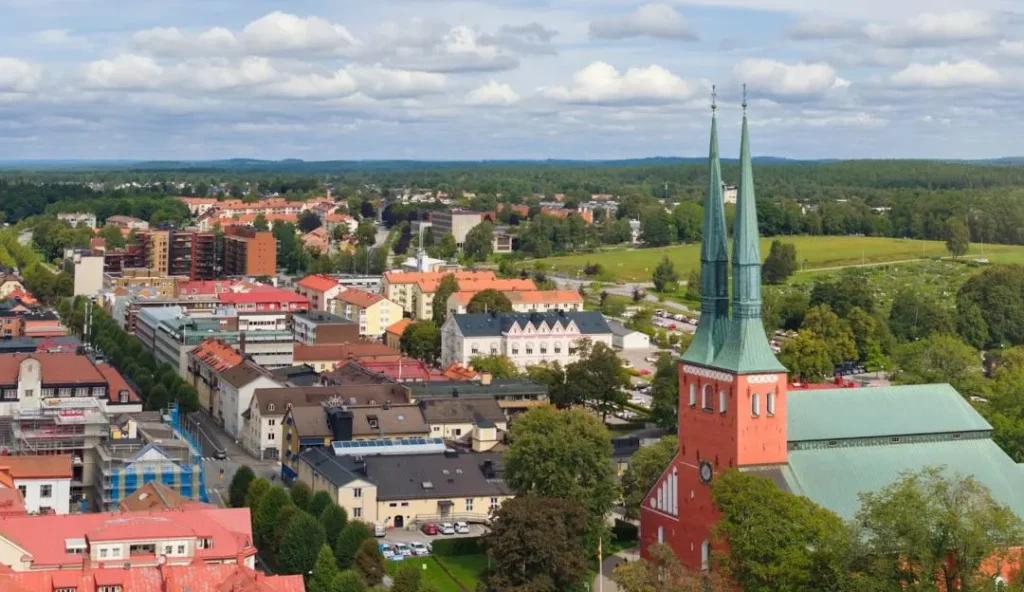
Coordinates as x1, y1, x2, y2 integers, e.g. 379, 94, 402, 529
480, 372, 492, 386
383, 400, 392, 410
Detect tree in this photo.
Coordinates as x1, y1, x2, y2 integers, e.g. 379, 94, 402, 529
308, 545, 341, 592
228, 466, 255, 508
890, 289, 955, 343
810, 276, 874, 316
355, 221, 376, 247
290, 481, 312, 511
846, 306, 882, 363
652, 256, 679, 292
685, 267, 701, 301
299, 210, 324, 233
614, 544, 729, 592
621, 436, 678, 519
801, 305, 856, 365
892, 333, 980, 392
430, 232, 458, 260
253, 213, 270, 231
712, 469, 853, 592
147, 384, 170, 412
97, 225, 127, 249
354, 538, 385, 586
334, 521, 374, 569
469, 354, 520, 379
762, 240, 798, 284
525, 362, 570, 408
480, 496, 589, 592
432, 274, 460, 325
672, 202, 704, 243
641, 212, 676, 247
320, 503, 349, 546
309, 490, 334, 518
466, 289, 513, 313
649, 353, 680, 430
400, 320, 440, 364
564, 341, 631, 422
856, 468, 1023, 592
335, 571, 365, 592
270, 505, 300, 555
505, 406, 618, 534
279, 512, 327, 576
253, 486, 293, 550
956, 265, 1024, 348
946, 216, 970, 258
463, 221, 494, 262
391, 561, 423, 592
779, 332, 833, 383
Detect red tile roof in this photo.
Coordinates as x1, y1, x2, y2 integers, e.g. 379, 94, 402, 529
293, 342, 401, 363
95, 363, 142, 403
118, 482, 210, 513
220, 287, 310, 306
0, 564, 305, 592
0, 353, 105, 387
0, 487, 26, 516
383, 270, 498, 288
297, 274, 340, 293
190, 339, 243, 373
451, 289, 581, 306
0, 455, 73, 479
385, 318, 412, 337
176, 280, 241, 296
336, 288, 385, 308
356, 359, 436, 382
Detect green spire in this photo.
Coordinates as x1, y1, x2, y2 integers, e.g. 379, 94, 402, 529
712, 89, 787, 374
681, 88, 730, 366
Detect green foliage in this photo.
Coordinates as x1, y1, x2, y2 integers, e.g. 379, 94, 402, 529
685, 267, 701, 300
946, 216, 970, 258
253, 486, 293, 550
810, 276, 874, 316
278, 512, 328, 576
309, 490, 334, 518
672, 202, 703, 243
354, 538, 386, 586
614, 544, 730, 592
290, 481, 312, 511
356, 220, 376, 246
621, 436, 678, 519
270, 505, 300, 556
801, 305, 857, 365
612, 518, 639, 543
400, 320, 441, 365
762, 240, 798, 284
649, 353, 680, 430
430, 232, 458, 260
890, 289, 954, 343
892, 334, 981, 392
432, 273, 460, 325
564, 340, 631, 421
469, 354, 520, 379
480, 496, 588, 592
463, 221, 494, 262
228, 466, 255, 508
466, 289, 512, 313
641, 211, 676, 247
779, 332, 834, 383
652, 256, 679, 292
391, 561, 423, 592
956, 265, 1024, 348
299, 210, 323, 233
253, 212, 269, 231
334, 521, 374, 569
320, 503, 349, 547
335, 570, 366, 592
428, 536, 481, 557
244, 477, 271, 510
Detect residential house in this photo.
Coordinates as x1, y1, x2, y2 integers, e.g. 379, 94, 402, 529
0, 274, 25, 299
407, 378, 549, 417
410, 275, 536, 322
270, 364, 320, 387
384, 318, 412, 350
0, 352, 142, 418
292, 342, 402, 373
439, 311, 613, 369
117, 481, 210, 512
382, 270, 518, 319
20, 311, 67, 338
186, 338, 243, 417
292, 310, 360, 345
220, 285, 309, 313
419, 398, 507, 449
104, 214, 149, 230
334, 289, 403, 339
0, 455, 73, 514
57, 212, 97, 229
301, 227, 331, 254
295, 275, 345, 311
608, 319, 652, 350
218, 361, 283, 438
446, 289, 584, 316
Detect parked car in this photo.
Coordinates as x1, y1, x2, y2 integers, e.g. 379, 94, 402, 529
454, 522, 470, 535
439, 522, 456, 535
379, 544, 394, 560
409, 542, 430, 556
374, 524, 386, 537
421, 523, 439, 535
393, 543, 411, 557
644, 356, 658, 364
639, 369, 652, 376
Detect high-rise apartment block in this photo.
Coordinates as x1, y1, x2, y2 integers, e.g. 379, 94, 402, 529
223, 226, 277, 277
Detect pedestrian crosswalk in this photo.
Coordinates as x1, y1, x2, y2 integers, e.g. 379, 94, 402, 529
202, 456, 231, 462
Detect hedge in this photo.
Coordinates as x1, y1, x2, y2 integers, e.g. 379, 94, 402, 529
430, 536, 482, 557
612, 519, 638, 543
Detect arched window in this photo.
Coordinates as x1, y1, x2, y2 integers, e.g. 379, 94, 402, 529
702, 384, 712, 411
751, 394, 760, 417
767, 392, 776, 416
689, 384, 696, 407
701, 540, 712, 571
719, 391, 727, 413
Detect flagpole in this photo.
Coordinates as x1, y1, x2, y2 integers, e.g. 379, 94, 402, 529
598, 537, 603, 592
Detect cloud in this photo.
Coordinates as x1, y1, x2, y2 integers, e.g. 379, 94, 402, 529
544, 61, 697, 105
345, 65, 447, 99
751, 112, 886, 128
997, 40, 1024, 58
865, 10, 996, 47
0, 58, 42, 92
732, 60, 848, 98
889, 59, 1001, 88
390, 25, 519, 73
35, 29, 89, 47
785, 14, 863, 40
482, 23, 558, 56
589, 4, 697, 40
465, 80, 520, 106
81, 54, 163, 90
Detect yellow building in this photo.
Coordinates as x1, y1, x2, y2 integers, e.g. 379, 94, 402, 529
419, 398, 508, 451
333, 288, 403, 339
297, 447, 512, 529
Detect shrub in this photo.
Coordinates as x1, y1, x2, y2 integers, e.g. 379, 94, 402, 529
430, 536, 482, 556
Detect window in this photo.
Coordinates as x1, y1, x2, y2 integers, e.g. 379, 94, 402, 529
465, 498, 474, 512
100, 548, 108, 558
353, 507, 362, 518
164, 546, 173, 554
511, 347, 519, 355
701, 540, 711, 571
471, 345, 479, 354
24, 389, 33, 398
719, 391, 727, 413
268, 432, 275, 441
657, 526, 664, 544
268, 419, 276, 426
489, 497, 499, 512
177, 545, 185, 554
401, 502, 409, 507
751, 394, 760, 417
389, 503, 398, 507
17, 485, 26, 498
539, 344, 547, 354
111, 547, 121, 558
267, 404, 275, 412
454, 428, 462, 436
689, 384, 696, 407
702, 385, 712, 411
41, 484, 53, 498
766, 392, 775, 416
353, 488, 362, 498
525, 345, 533, 355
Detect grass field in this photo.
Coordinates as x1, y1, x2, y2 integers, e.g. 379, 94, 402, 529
533, 237, 1024, 282
436, 554, 490, 590
385, 554, 488, 592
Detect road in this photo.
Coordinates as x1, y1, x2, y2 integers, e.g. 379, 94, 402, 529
554, 276, 693, 314
592, 548, 640, 592
185, 410, 281, 507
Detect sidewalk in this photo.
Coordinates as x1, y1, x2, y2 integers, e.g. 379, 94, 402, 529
592, 548, 640, 592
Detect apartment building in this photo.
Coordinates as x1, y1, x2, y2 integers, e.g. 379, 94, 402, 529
431, 209, 483, 246
187, 338, 243, 416
218, 361, 283, 439
334, 289, 403, 338
57, 212, 97, 229
381, 270, 535, 321
223, 226, 277, 277
0, 455, 73, 514
292, 310, 361, 345
295, 274, 345, 310
447, 289, 584, 315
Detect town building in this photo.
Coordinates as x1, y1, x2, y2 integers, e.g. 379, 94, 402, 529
446, 289, 584, 316
334, 289, 403, 338
270, 364, 320, 387
187, 338, 243, 416
0, 275, 25, 301
384, 318, 411, 350
408, 378, 548, 417
218, 361, 283, 439
130, 229, 219, 280
608, 319, 652, 350
295, 275, 345, 311
57, 212, 97, 229
419, 398, 507, 448
177, 196, 220, 216
440, 311, 613, 369
19, 311, 67, 338
220, 285, 309, 313
430, 209, 483, 247
492, 226, 513, 253
0, 352, 141, 418
292, 342, 402, 373
104, 214, 149, 230
118, 480, 208, 512
0, 563, 304, 592
297, 447, 510, 529
70, 251, 105, 297
292, 310, 361, 345
382, 270, 536, 321
222, 226, 277, 277
0, 455, 73, 514
104, 267, 182, 298
324, 359, 442, 384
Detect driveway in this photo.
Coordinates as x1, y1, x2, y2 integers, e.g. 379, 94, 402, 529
593, 548, 641, 592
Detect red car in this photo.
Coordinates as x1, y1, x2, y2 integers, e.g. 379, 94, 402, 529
421, 523, 438, 535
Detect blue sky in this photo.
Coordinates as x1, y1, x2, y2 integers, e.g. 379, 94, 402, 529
1, 0, 1022, 161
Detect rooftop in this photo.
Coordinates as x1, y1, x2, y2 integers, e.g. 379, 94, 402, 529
0, 455, 73, 479
117, 481, 210, 513
296, 274, 341, 293
190, 338, 243, 373
408, 379, 548, 399
385, 318, 412, 337
252, 384, 410, 415
220, 360, 276, 389
293, 310, 351, 325
2, 564, 304, 592
419, 398, 506, 426
451, 289, 580, 306
220, 287, 309, 306
0, 353, 106, 387
336, 288, 386, 308
350, 404, 430, 437
451, 311, 612, 338
293, 342, 401, 363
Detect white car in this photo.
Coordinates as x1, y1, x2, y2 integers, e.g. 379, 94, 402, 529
379, 544, 394, 559
439, 522, 456, 535
622, 360, 634, 369
644, 356, 658, 364
454, 521, 470, 535
409, 542, 430, 556
393, 543, 411, 557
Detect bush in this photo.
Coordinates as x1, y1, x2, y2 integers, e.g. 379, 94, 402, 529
430, 536, 482, 556
612, 519, 639, 543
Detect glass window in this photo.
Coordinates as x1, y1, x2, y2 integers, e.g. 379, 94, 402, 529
767, 393, 776, 416
465, 498, 474, 511
719, 391, 727, 413
751, 394, 760, 417
689, 384, 696, 407
702, 385, 712, 411
353, 488, 362, 498
353, 507, 362, 518
41, 484, 52, 498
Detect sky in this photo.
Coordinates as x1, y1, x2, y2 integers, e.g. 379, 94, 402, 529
1, 0, 1024, 161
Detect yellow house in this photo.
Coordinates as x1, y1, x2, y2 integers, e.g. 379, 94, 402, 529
333, 288, 404, 339
296, 447, 513, 530
419, 398, 508, 450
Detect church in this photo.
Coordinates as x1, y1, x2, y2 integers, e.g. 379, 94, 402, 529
639, 97, 1024, 575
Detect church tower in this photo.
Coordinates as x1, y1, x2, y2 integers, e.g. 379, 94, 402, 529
640, 88, 789, 570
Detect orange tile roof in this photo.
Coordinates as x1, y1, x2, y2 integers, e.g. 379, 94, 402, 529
443, 363, 479, 381
293, 342, 401, 363
296, 274, 341, 293
0, 353, 104, 387
220, 213, 298, 225
382, 270, 498, 287
385, 318, 412, 337
118, 481, 210, 513
511, 290, 584, 304
0, 564, 305, 592
0, 455, 73, 479
95, 363, 142, 403
190, 339, 243, 373
178, 197, 219, 205
336, 288, 386, 308
323, 213, 352, 223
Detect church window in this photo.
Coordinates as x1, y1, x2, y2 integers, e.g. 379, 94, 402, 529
658, 526, 664, 544
689, 384, 696, 407
719, 391, 727, 413
701, 385, 712, 411
767, 392, 775, 416
701, 540, 712, 571
751, 394, 760, 417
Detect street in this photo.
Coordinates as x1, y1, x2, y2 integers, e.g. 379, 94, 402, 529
185, 410, 281, 507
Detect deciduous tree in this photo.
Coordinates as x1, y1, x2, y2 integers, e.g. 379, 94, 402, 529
391, 561, 423, 592
801, 304, 856, 365
335, 570, 365, 592
308, 545, 341, 592
652, 256, 679, 292
469, 354, 520, 379
890, 289, 955, 343
614, 543, 729, 592
649, 353, 680, 430
320, 503, 349, 547
762, 240, 798, 284
565, 340, 630, 422
945, 216, 970, 258
891, 334, 980, 392
334, 521, 374, 569
309, 490, 334, 518
356, 221, 376, 246
253, 486, 293, 550
279, 512, 327, 576
400, 320, 440, 365
621, 436, 677, 519
354, 538, 385, 586
432, 274, 460, 325
779, 332, 833, 383
463, 221, 494, 262
289, 481, 312, 511
228, 466, 255, 508
466, 289, 513, 313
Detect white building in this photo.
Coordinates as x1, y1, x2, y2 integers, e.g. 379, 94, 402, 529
608, 320, 651, 350
440, 311, 614, 369
57, 212, 97, 230
72, 252, 105, 297
0, 455, 74, 514
217, 361, 282, 439
447, 290, 584, 316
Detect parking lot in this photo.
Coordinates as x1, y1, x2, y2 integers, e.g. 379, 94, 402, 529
381, 522, 488, 546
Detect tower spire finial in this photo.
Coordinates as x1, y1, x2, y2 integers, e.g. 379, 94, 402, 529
711, 84, 717, 113
741, 83, 748, 113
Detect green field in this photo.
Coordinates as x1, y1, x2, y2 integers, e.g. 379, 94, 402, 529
385, 554, 488, 592
533, 237, 1024, 282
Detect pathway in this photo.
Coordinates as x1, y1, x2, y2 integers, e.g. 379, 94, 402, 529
592, 548, 640, 592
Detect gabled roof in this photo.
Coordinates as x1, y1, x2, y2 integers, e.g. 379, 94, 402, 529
288, 406, 332, 438
451, 311, 611, 338
293, 342, 400, 362
420, 398, 506, 425
297, 274, 341, 293
385, 318, 412, 337
350, 405, 430, 437
117, 481, 210, 512
450, 289, 582, 306
0, 353, 106, 387
0, 563, 305, 592
336, 288, 386, 308
251, 384, 410, 415
0, 454, 73, 479
220, 360, 276, 388
190, 338, 243, 373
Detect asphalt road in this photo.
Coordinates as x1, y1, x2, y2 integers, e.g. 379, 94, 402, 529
185, 410, 281, 507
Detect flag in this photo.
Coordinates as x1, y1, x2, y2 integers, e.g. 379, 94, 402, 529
597, 538, 602, 559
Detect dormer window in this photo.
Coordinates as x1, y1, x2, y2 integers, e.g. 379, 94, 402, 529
267, 403, 275, 412
368, 415, 379, 429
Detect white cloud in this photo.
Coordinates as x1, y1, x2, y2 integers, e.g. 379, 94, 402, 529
544, 61, 696, 105
865, 10, 996, 47
732, 59, 847, 98
465, 80, 520, 106
82, 54, 163, 90
35, 29, 88, 47
889, 59, 1001, 87
997, 40, 1024, 58
345, 65, 447, 99
589, 4, 697, 40
785, 14, 863, 40
0, 57, 42, 92
391, 25, 519, 73
484, 23, 558, 56
751, 112, 886, 128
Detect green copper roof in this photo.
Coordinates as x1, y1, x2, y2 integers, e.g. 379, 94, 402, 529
681, 112, 730, 367
788, 384, 992, 442
711, 106, 786, 375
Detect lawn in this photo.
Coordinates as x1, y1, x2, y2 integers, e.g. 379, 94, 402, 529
386, 557, 464, 592
385, 554, 488, 592
531, 237, 1024, 282
436, 554, 490, 590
